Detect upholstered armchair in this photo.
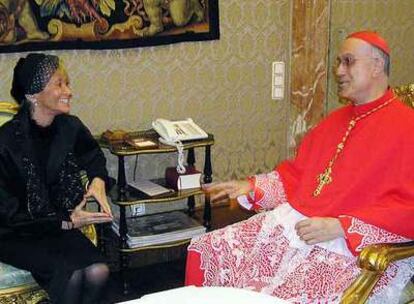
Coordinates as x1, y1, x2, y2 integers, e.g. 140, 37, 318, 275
0, 101, 98, 304
340, 83, 414, 304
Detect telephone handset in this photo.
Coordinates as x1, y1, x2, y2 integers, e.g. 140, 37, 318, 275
152, 118, 208, 144
152, 118, 208, 174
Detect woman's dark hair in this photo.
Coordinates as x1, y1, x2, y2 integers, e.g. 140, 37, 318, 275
11, 53, 60, 105
10, 57, 29, 104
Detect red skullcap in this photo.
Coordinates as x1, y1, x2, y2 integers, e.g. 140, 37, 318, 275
347, 31, 390, 55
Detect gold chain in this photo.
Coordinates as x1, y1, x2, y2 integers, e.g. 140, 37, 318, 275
313, 96, 397, 197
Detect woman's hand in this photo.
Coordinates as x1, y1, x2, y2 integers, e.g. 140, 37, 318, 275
295, 217, 345, 245
202, 180, 252, 204
84, 177, 113, 217
70, 198, 113, 229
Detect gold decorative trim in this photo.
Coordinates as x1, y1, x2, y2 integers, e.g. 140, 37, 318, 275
393, 84, 414, 108
48, 19, 109, 41
47, 15, 145, 42
120, 238, 191, 253
0, 102, 18, 115
0, 283, 38, 296
340, 241, 414, 304
112, 187, 204, 206
0, 284, 48, 304
102, 16, 144, 39
80, 224, 98, 247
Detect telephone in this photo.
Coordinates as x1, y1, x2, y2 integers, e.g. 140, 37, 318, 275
152, 118, 208, 174
152, 118, 208, 144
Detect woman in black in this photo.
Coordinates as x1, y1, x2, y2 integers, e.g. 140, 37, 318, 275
0, 53, 113, 303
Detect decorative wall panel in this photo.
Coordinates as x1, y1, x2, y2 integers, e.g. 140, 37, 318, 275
289, 0, 330, 153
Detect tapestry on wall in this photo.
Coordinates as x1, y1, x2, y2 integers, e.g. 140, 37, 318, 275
0, 0, 219, 53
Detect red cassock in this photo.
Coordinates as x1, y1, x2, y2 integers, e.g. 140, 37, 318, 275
186, 89, 414, 302
277, 89, 414, 251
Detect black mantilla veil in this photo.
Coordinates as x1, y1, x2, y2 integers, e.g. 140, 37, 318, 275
11, 53, 60, 105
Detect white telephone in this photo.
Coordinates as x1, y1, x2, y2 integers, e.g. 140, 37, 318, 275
152, 118, 208, 174
152, 118, 208, 144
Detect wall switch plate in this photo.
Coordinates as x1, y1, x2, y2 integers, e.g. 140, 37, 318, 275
272, 61, 285, 100
272, 87, 284, 100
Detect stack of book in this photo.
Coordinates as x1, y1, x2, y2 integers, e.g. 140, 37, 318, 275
112, 210, 206, 248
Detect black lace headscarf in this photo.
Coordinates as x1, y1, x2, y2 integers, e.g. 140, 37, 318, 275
10, 53, 60, 105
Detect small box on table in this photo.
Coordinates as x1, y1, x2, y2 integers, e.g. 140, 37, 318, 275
165, 166, 202, 191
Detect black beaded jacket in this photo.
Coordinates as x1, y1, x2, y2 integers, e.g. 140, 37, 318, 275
0, 103, 108, 238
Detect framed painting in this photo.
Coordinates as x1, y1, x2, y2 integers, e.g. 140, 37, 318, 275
0, 0, 219, 53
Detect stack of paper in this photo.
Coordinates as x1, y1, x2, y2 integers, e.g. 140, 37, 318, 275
128, 178, 174, 197
112, 211, 206, 248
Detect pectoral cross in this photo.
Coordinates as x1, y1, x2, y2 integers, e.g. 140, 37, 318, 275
313, 167, 332, 196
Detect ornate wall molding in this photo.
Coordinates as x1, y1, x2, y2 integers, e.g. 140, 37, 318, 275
289, 0, 330, 154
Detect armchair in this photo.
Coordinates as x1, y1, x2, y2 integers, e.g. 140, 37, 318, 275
340, 83, 414, 304
0, 101, 97, 304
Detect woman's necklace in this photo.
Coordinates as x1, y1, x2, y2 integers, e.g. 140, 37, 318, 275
313, 96, 397, 197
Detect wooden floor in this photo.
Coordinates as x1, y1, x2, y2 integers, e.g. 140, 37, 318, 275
103, 204, 254, 303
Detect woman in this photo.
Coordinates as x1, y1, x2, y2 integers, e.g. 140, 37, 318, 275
0, 53, 113, 303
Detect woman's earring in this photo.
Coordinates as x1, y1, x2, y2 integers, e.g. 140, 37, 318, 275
25, 94, 38, 106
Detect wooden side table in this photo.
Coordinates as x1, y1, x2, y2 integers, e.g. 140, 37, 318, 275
99, 129, 214, 294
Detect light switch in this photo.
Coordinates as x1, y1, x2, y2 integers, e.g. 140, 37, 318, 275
273, 62, 284, 74
273, 75, 284, 86
272, 61, 285, 100
272, 87, 284, 99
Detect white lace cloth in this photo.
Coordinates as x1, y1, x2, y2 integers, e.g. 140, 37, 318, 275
189, 196, 414, 303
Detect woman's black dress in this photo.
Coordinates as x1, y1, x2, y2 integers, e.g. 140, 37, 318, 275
0, 104, 108, 302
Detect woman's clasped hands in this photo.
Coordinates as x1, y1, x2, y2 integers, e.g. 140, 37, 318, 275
69, 177, 113, 229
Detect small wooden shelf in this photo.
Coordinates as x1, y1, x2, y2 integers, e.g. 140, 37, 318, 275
119, 238, 192, 253
98, 129, 214, 156
99, 128, 214, 295
108, 180, 204, 205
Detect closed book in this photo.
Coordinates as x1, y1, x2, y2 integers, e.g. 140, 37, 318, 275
165, 166, 201, 191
